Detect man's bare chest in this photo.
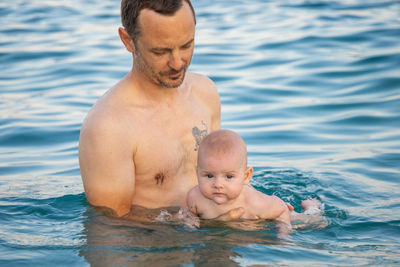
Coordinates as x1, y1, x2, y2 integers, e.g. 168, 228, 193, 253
132, 104, 211, 185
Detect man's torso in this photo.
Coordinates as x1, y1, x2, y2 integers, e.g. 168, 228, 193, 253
92, 73, 217, 209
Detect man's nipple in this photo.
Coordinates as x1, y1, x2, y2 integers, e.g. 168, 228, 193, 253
155, 172, 165, 185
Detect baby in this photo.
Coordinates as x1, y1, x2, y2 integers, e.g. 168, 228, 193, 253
186, 129, 321, 231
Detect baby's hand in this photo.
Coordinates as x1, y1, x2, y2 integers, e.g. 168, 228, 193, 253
286, 202, 294, 212
176, 208, 200, 229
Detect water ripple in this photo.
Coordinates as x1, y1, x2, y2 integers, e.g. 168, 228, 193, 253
1, 0, 400, 265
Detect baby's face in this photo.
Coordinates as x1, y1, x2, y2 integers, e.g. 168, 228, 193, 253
197, 150, 249, 205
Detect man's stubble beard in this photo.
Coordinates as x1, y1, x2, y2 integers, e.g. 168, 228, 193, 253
134, 50, 188, 89
158, 67, 187, 88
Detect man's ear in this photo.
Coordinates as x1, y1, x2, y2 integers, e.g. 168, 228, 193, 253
244, 167, 253, 184
118, 27, 135, 53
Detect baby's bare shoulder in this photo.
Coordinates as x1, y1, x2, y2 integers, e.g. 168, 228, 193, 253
244, 187, 286, 219
187, 186, 201, 202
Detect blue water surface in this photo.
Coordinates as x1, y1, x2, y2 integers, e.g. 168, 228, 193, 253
1, 0, 400, 266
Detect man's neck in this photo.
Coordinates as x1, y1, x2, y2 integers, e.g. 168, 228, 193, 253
126, 70, 189, 107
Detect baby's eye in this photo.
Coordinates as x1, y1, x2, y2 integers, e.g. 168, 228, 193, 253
206, 174, 214, 178
226, 175, 233, 179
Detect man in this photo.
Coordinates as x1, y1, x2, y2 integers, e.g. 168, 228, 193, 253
79, 0, 244, 220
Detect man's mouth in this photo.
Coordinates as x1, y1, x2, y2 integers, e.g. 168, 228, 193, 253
169, 72, 182, 79
165, 68, 185, 79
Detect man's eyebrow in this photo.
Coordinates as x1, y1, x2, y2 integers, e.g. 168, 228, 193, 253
182, 38, 194, 47
150, 39, 194, 52
150, 47, 171, 52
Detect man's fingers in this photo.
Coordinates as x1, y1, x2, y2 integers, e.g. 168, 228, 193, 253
216, 207, 244, 221
229, 207, 244, 219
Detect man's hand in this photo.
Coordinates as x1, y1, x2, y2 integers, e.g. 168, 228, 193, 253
214, 207, 245, 221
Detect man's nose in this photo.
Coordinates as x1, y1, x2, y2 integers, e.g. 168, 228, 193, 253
168, 50, 184, 71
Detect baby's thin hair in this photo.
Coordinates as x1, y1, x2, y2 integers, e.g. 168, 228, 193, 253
199, 129, 248, 167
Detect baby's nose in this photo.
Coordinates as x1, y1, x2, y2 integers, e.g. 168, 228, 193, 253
213, 177, 224, 188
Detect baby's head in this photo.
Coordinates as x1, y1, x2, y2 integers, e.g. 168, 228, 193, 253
198, 129, 247, 168
197, 129, 253, 204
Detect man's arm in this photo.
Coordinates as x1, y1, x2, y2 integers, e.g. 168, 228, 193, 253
79, 111, 135, 217
193, 74, 221, 132
207, 77, 221, 132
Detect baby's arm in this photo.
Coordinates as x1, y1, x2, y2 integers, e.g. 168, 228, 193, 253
269, 196, 292, 239
178, 187, 201, 228
271, 196, 292, 237
253, 193, 292, 236
186, 186, 199, 216
276, 204, 291, 226
269, 195, 291, 225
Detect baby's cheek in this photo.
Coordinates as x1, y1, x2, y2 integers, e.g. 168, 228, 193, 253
229, 186, 244, 199
199, 183, 211, 195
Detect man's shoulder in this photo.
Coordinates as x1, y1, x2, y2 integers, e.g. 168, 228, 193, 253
187, 72, 219, 108
81, 100, 133, 141
187, 72, 214, 83
187, 72, 217, 92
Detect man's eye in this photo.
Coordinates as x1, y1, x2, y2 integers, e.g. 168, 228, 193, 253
151, 49, 168, 56
206, 174, 213, 178
153, 51, 165, 56
181, 41, 193, 49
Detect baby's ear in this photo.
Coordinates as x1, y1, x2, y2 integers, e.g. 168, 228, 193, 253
244, 167, 253, 184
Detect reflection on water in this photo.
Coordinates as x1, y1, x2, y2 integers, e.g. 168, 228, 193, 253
77, 169, 332, 266
79, 207, 284, 267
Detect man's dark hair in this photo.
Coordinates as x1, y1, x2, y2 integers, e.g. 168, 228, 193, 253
121, 0, 196, 41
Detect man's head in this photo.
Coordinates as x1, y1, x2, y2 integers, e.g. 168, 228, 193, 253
121, 0, 196, 42
119, 0, 196, 88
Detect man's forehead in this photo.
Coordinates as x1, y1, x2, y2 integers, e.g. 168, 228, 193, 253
138, 2, 194, 29
136, 6, 195, 47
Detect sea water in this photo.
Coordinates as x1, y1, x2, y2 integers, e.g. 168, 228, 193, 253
1, 0, 399, 266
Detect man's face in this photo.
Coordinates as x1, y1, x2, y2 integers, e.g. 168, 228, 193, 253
133, 2, 195, 88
